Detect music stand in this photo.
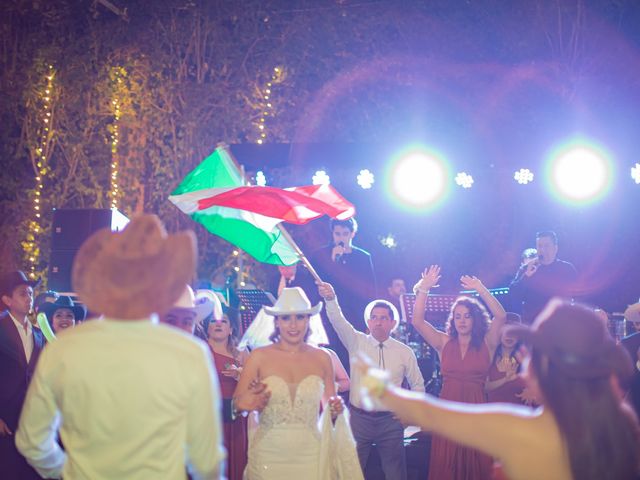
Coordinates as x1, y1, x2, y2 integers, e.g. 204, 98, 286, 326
235, 289, 276, 334
401, 293, 459, 331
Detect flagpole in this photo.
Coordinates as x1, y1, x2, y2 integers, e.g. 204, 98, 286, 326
276, 224, 323, 284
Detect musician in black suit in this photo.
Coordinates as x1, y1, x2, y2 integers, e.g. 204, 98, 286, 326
0, 271, 45, 479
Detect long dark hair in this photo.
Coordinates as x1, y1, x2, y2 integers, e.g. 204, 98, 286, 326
531, 348, 639, 479
446, 297, 489, 349
269, 314, 312, 343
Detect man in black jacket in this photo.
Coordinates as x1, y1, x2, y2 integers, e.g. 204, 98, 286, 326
0, 271, 45, 480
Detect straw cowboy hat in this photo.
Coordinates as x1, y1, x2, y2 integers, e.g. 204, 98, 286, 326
171, 286, 221, 324
72, 214, 196, 319
264, 287, 322, 316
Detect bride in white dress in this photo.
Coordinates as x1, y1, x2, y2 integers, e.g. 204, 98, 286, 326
234, 287, 363, 480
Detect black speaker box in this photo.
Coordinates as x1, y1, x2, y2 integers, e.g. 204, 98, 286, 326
48, 209, 128, 292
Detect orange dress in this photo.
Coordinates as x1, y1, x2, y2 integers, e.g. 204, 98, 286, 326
428, 339, 493, 480
212, 350, 248, 480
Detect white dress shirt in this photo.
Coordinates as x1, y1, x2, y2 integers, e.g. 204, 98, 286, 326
15, 317, 226, 479
325, 299, 425, 410
9, 312, 33, 361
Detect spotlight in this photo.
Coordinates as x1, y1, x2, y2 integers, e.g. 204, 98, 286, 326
312, 170, 330, 185
455, 172, 474, 189
514, 168, 534, 185
387, 148, 449, 210
357, 169, 375, 189
548, 145, 611, 202
255, 171, 267, 186
380, 234, 397, 249
632, 163, 640, 184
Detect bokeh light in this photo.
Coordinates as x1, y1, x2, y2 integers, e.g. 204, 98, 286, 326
312, 169, 330, 185
514, 168, 534, 185
357, 169, 375, 189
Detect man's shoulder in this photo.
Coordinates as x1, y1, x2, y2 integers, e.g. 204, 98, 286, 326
387, 336, 417, 355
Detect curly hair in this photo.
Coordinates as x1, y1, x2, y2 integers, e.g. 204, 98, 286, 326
446, 296, 490, 349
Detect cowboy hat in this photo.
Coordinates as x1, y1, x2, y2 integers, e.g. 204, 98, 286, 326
0, 270, 41, 297
170, 286, 221, 325
41, 296, 87, 323
624, 303, 640, 324
72, 214, 196, 320
264, 287, 322, 316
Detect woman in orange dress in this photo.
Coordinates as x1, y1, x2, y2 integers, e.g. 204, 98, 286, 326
208, 311, 249, 480
411, 266, 506, 480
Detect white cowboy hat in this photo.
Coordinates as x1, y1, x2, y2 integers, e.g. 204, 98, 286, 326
624, 303, 640, 324
194, 289, 223, 321
171, 286, 221, 324
263, 287, 322, 316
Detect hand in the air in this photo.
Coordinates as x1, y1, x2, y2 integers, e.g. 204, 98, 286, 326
460, 275, 484, 291
414, 265, 441, 293
316, 281, 336, 301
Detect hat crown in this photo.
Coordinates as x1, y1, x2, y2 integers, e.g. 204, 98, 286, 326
52, 296, 76, 308
271, 287, 313, 314
107, 216, 166, 260
173, 285, 197, 309
0, 270, 39, 296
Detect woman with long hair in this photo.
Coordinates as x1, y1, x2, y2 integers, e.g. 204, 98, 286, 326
485, 313, 528, 404
234, 287, 362, 480
411, 265, 507, 480
358, 299, 640, 480
207, 309, 249, 480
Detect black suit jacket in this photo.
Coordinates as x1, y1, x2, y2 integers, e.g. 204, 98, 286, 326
0, 311, 45, 430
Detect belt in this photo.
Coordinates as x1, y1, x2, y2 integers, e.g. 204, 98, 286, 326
350, 405, 393, 417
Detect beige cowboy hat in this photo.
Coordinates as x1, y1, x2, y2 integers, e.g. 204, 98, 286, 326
72, 214, 196, 320
170, 286, 222, 324
264, 287, 322, 316
625, 303, 640, 324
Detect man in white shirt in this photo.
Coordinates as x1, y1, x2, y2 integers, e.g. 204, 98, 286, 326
318, 281, 424, 480
15, 215, 227, 479
0, 270, 45, 480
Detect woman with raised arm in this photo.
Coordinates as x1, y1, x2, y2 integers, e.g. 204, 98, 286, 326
411, 265, 507, 480
233, 287, 362, 480
358, 299, 640, 480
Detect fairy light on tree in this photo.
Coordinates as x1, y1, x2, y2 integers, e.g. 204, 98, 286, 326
108, 67, 127, 209
23, 63, 56, 279
255, 66, 285, 145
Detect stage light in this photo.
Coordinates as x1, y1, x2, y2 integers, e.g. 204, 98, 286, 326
386, 148, 450, 211
455, 172, 474, 189
312, 170, 330, 185
255, 170, 267, 186
546, 143, 612, 204
514, 168, 534, 185
380, 234, 397, 249
632, 163, 640, 184
357, 169, 375, 189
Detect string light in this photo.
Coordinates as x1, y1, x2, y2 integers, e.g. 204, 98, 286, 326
109, 67, 126, 209
255, 66, 284, 145
24, 64, 55, 279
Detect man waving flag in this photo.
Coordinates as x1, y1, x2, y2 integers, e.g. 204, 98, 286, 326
169, 145, 355, 267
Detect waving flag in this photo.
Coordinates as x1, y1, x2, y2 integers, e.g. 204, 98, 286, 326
169, 146, 355, 266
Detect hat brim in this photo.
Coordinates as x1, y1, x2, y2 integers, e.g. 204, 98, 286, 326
625, 304, 640, 323
40, 302, 87, 322
263, 301, 323, 317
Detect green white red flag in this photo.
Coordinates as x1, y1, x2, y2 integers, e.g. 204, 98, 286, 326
169, 147, 354, 266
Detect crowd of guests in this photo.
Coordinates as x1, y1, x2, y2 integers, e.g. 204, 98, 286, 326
1, 216, 639, 480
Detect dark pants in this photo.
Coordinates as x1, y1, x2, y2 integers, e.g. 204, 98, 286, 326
350, 406, 407, 480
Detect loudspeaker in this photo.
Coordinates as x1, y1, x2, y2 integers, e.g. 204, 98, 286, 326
48, 209, 129, 293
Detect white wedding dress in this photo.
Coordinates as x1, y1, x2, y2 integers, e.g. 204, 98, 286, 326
244, 374, 363, 480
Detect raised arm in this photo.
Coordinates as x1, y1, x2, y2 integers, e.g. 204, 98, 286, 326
317, 281, 361, 351
460, 275, 507, 354
411, 266, 449, 354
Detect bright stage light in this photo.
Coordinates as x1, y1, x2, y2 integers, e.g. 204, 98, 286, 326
357, 169, 375, 189
386, 148, 450, 211
514, 168, 534, 185
455, 172, 474, 189
255, 170, 267, 186
312, 170, 330, 185
632, 163, 640, 184
546, 144, 612, 204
